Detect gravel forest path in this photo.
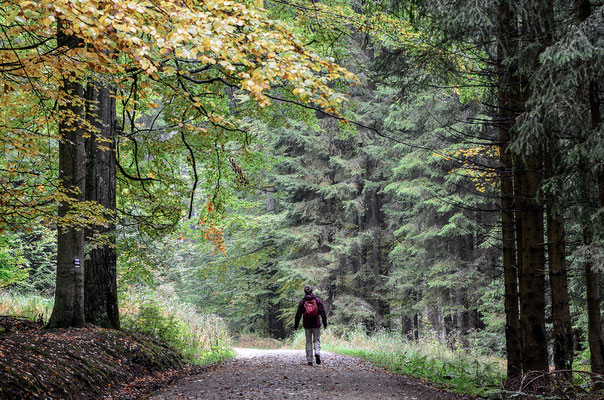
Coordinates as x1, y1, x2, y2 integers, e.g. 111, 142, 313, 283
150, 348, 470, 400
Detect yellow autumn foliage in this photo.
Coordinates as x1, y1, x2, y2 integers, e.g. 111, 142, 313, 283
0, 0, 357, 232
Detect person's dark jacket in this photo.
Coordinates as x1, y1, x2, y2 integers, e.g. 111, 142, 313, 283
294, 294, 327, 329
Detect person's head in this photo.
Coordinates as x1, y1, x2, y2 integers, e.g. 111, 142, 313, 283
304, 285, 313, 294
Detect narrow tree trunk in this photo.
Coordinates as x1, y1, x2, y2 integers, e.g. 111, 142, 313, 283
47, 24, 86, 329
518, 151, 548, 372
514, 0, 552, 373
576, 0, 604, 376
264, 190, 284, 339
267, 277, 284, 339
456, 291, 467, 337
84, 83, 119, 329
545, 148, 573, 371
413, 311, 419, 341
412, 290, 420, 340
401, 314, 413, 339
502, 164, 522, 377
370, 188, 389, 329
533, 0, 573, 372
497, 0, 522, 377
585, 269, 604, 374
546, 204, 573, 371
437, 307, 446, 340
325, 258, 339, 316
444, 313, 454, 341
267, 310, 284, 339
582, 171, 604, 374
583, 211, 604, 374
469, 309, 481, 331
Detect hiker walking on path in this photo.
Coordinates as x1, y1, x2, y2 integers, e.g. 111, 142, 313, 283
294, 285, 328, 366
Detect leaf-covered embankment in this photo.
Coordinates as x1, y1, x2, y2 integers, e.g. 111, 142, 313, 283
0, 316, 190, 399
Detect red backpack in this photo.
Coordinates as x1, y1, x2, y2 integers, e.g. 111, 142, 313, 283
303, 298, 319, 319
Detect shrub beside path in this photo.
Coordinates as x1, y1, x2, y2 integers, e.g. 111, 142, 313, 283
151, 348, 473, 399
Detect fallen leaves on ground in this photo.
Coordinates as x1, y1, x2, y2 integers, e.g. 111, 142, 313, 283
0, 316, 186, 399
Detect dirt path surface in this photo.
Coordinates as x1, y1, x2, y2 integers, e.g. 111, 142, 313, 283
150, 348, 470, 399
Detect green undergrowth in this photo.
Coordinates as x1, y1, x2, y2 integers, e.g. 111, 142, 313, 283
290, 326, 505, 397
120, 287, 234, 365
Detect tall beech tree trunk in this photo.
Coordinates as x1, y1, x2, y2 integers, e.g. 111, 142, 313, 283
497, 0, 522, 378
47, 24, 86, 329
84, 83, 119, 329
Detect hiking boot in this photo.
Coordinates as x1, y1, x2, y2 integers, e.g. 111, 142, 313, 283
307, 362, 313, 366
315, 354, 321, 365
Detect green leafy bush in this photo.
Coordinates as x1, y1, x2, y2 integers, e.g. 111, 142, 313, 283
120, 288, 234, 365
0, 234, 30, 288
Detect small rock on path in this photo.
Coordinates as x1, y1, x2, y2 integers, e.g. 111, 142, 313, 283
150, 348, 471, 399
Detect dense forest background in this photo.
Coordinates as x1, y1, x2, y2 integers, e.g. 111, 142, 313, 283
1, 0, 603, 391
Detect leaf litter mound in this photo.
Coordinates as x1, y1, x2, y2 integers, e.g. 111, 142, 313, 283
0, 316, 199, 399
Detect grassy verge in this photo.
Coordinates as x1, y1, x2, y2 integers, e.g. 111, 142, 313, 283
0, 291, 53, 322
290, 326, 504, 397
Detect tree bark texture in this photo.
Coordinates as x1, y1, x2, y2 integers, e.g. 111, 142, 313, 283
47, 25, 86, 329
370, 187, 389, 330
514, 0, 552, 373
583, 219, 604, 374
534, 0, 574, 372
576, 0, 604, 376
401, 315, 413, 339
546, 206, 573, 371
497, 0, 522, 378
582, 171, 604, 374
267, 277, 285, 339
326, 257, 341, 318
518, 152, 548, 372
501, 160, 522, 377
264, 190, 284, 339
412, 313, 419, 340
545, 148, 573, 371
84, 83, 119, 329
